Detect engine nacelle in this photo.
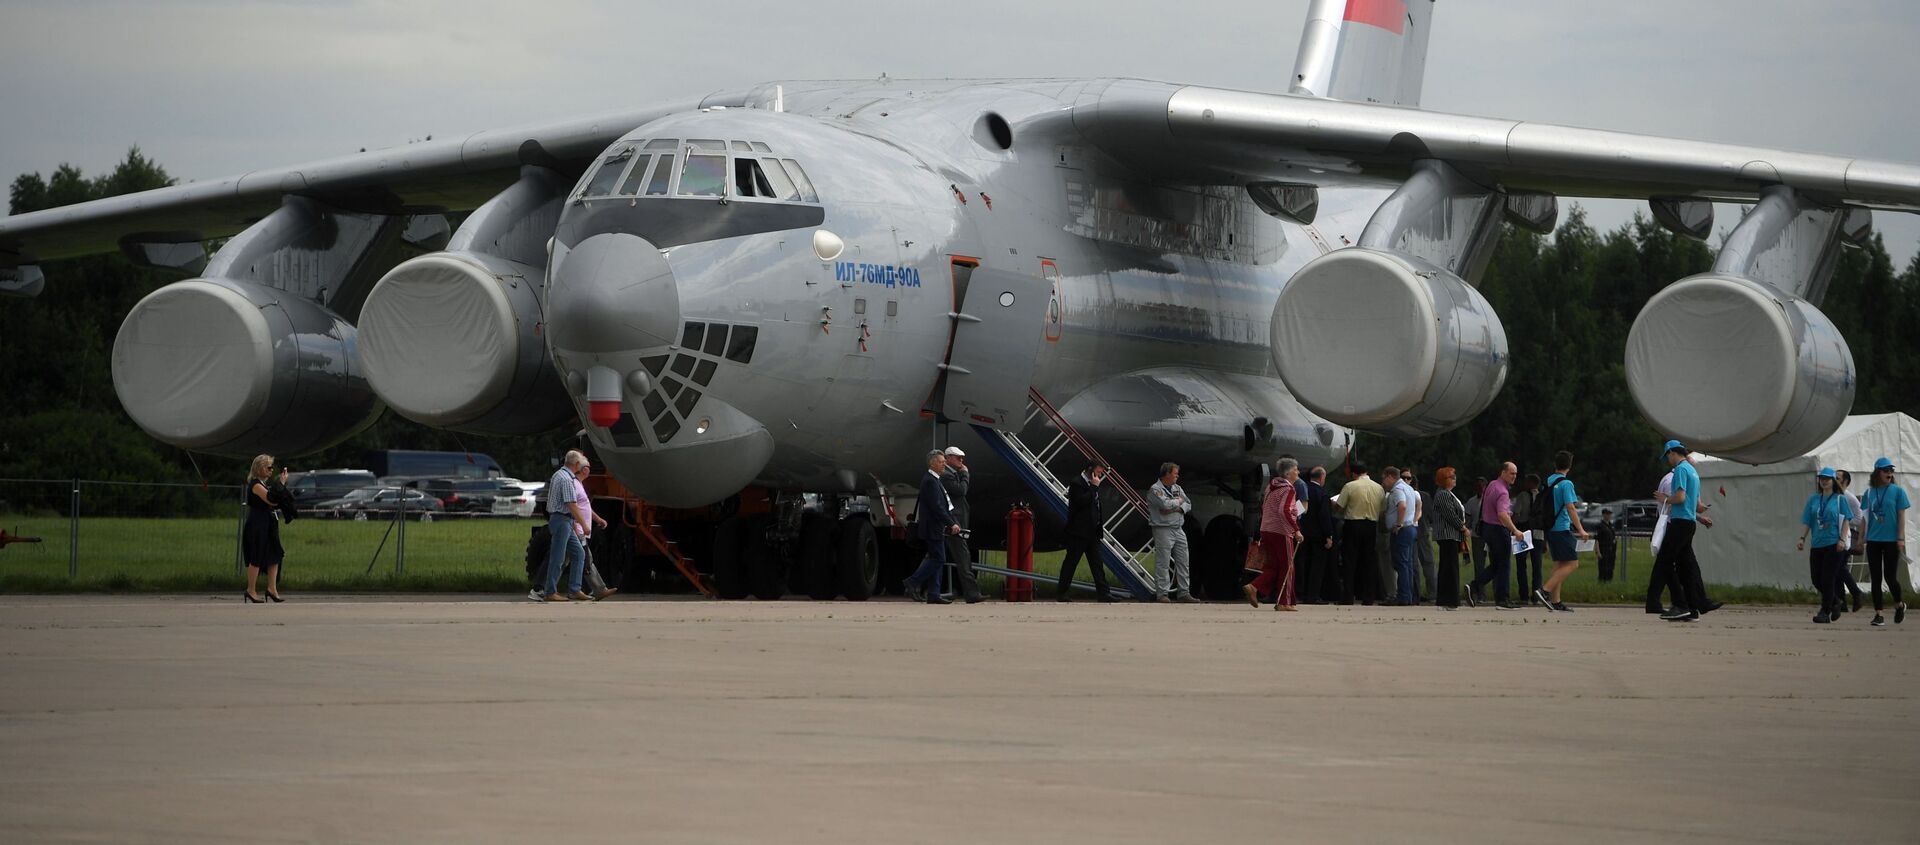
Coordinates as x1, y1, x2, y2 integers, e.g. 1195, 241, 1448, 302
112, 278, 380, 456
356, 251, 571, 434
1270, 248, 1509, 437
1626, 273, 1854, 464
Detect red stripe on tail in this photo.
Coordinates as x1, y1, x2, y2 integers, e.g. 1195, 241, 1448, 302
1344, 0, 1407, 34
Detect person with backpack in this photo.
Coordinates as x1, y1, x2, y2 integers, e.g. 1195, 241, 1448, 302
1535, 451, 1590, 612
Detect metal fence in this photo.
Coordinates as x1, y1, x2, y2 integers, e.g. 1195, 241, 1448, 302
0, 478, 541, 590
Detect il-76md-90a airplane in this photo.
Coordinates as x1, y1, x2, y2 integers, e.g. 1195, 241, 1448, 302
3, 0, 1916, 600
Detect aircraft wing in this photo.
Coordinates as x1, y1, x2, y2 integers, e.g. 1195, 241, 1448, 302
1070, 80, 1920, 212
0, 97, 710, 266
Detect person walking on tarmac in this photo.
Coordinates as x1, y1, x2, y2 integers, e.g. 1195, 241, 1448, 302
1862, 457, 1910, 626
1245, 457, 1303, 610
1798, 467, 1858, 624
1656, 441, 1716, 622
902, 451, 960, 605
940, 446, 984, 604
1148, 462, 1197, 603
1536, 450, 1590, 612
1056, 464, 1116, 602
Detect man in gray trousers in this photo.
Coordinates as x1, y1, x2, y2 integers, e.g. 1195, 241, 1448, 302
1148, 462, 1198, 602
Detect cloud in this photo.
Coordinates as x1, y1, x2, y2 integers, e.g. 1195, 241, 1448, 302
3, 0, 1916, 259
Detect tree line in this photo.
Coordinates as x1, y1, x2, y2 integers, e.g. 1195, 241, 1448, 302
5, 149, 1920, 509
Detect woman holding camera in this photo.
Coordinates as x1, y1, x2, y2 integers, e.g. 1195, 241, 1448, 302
243, 454, 288, 603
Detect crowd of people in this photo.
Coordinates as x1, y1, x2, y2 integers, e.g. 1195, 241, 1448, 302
520, 437, 1913, 622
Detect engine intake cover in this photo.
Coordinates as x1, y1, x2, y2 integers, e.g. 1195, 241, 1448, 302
358, 251, 570, 434
1626, 273, 1854, 464
112, 278, 379, 455
1270, 248, 1508, 437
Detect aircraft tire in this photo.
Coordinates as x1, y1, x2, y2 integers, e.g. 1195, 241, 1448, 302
743, 515, 785, 600
802, 514, 838, 600
1199, 515, 1247, 600
711, 516, 750, 600
836, 517, 879, 601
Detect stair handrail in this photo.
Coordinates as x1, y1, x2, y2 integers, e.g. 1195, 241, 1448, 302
1025, 387, 1153, 519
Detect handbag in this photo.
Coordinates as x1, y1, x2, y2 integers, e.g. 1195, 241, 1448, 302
1242, 540, 1267, 572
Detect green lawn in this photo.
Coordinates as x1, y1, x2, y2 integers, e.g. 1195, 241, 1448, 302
0, 515, 536, 592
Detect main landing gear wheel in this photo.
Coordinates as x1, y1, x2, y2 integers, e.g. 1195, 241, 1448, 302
711, 516, 750, 600
802, 514, 838, 600
743, 514, 785, 600
836, 517, 879, 601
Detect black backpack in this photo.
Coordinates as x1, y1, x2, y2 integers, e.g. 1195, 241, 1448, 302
1537, 477, 1570, 527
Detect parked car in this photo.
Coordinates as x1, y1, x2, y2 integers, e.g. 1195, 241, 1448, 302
1578, 502, 1607, 533
492, 479, 539, 518
1612, 499, 1659, 536
407, 478, 513, 514
310, 487, 444, 519
286, 469, 376, 508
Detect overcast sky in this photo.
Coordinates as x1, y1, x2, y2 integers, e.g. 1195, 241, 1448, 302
3, 0, 1917, 263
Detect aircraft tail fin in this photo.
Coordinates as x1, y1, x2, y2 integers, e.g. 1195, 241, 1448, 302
1288, 0, 1434, 107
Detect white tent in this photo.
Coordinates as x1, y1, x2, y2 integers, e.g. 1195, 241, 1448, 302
1693, 413, 1920, 589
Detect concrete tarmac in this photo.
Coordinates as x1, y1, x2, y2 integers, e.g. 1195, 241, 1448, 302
0, 595, 1914, 844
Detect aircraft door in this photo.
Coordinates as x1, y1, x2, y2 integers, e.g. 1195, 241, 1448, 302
939, 258, 1052, 429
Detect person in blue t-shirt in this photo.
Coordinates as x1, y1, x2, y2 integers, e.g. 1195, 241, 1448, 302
1861, 457, 1910, 626
1535, 450, 1591, 611
1797, 467, 1859, 624
1655, 440, 1715, 622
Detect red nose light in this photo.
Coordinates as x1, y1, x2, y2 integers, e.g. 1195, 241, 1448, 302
589, 400, 622, 428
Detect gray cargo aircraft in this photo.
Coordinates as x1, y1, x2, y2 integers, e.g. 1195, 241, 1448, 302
4, 0, 1917, 599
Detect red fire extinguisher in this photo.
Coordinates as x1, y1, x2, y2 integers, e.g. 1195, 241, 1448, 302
1006, 503, 1034, 602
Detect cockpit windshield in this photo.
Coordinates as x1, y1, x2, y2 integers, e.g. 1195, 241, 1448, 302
575, 139, 819, 205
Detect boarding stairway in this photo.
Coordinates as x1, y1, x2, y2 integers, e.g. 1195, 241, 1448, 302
970, 387, 1158, 600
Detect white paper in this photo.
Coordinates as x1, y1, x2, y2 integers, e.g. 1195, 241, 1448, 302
1292, 500, 1307, 517
1511, 533, 1534, 554
1575, 538, 1596, 553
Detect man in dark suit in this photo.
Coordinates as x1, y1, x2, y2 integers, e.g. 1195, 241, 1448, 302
902, 450, 958, 604
1055, 464, 1114, 602
940, 446, 984, 603
1299, 466, 1337, 603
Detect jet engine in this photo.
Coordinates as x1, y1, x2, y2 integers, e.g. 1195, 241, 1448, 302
1270, 247, 1509, 437
1626, 274, 1853, 464
112, 277, 380, 455
355, 167, 573, 435
1625, 187, 1866, 464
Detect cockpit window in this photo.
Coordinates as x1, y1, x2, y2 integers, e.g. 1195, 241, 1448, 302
733, 159, 780, 199
644, 138, 679, 150
749, 141, 772, 153
687, 139, 726, 151
731, 141, 753, 152
582, 151, 632, 198
755, 158, 799, 201
778, 159, 819, 203
679, 154, 727, 197
645, 154, 675, 195
617, 155, 655, 195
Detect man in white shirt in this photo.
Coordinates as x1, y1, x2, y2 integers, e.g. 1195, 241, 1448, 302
1384, 466, 1420, 605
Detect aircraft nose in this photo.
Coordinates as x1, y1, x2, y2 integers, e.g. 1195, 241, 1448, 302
545, 233, 680, 354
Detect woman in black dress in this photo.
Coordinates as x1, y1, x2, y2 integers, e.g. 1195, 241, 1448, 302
243, 454, 287, 603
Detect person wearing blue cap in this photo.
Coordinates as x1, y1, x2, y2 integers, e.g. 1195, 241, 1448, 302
1656, 441, 1714, 622
1797, 467, 1858, 624
1862, 457, 1909, 626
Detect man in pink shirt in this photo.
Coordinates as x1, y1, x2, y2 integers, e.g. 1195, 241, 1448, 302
1465, 461, 1525, 610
